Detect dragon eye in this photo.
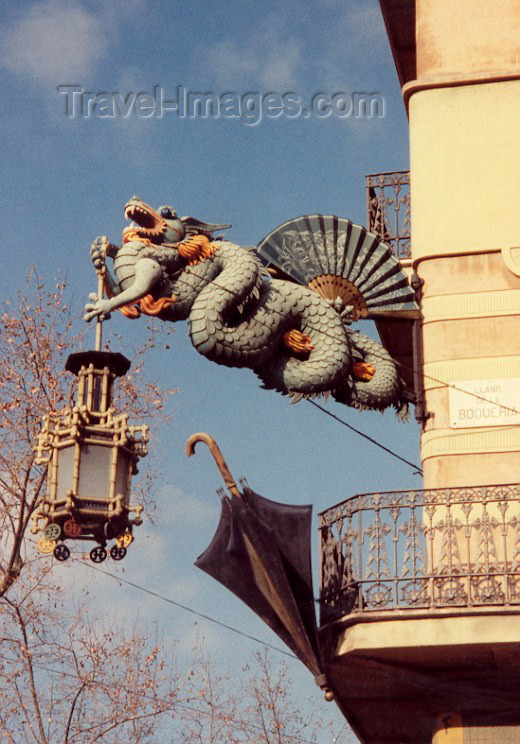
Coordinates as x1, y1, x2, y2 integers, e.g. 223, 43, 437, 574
160, 207, 175, 219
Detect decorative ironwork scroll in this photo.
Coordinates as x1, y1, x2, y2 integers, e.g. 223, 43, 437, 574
366, 171, 411, 260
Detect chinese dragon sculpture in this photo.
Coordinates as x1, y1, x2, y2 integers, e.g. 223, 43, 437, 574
84, 198, 419, 417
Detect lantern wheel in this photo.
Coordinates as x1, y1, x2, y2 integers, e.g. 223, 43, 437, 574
90, 546, 107, 563
116, 532, 133, 549
37, 537, 57, 554
110, 545, 127, 561
54, 544, 71, 561
64, 519, 82, 538
45, 524, 62, 540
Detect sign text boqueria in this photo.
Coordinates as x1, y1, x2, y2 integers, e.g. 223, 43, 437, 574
448, 378, 520, 428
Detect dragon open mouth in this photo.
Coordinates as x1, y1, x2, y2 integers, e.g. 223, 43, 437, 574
124, 199, 164, 238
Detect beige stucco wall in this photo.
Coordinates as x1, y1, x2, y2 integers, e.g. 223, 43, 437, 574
416, 0, 520, 79
418, 253, 520, 487
408, 79, 520, 489
418, 259, 520, 486
409, 82, 520, 261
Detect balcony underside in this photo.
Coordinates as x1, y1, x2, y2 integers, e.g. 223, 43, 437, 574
327, 612, 520, 743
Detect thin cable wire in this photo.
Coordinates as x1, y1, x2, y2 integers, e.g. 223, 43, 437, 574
26, 537, 295, 656
413, 369, 519, 415
124, 257, 426, 474
97, 243, 517, 481
28, 519, 368, 613
81, 560, 298, 661
164, 251, 519, 415
307, 400, 422, 473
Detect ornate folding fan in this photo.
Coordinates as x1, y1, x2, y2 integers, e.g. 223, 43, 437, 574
256, 214, 418, 321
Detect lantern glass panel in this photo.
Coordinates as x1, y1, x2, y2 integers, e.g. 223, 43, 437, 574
56, 446, 75, 502
77, 444, 112, 500
115, 451, 131, 505
82, 373, 111, 412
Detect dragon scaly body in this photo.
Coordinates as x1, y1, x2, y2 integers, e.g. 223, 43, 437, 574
85, 198, 409, 416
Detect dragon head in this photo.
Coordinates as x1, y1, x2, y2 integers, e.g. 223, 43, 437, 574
123, 197, 231, 246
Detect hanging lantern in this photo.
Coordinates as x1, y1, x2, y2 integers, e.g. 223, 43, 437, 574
32, 350, 148, 563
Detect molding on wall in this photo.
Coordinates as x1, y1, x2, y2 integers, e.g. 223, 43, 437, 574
502, 246, 520, 277
403, 71, 520, 110
412, 248, 501, 271
421, 427, 520, 460
422, 357, 520, 391
421, 290, 520, 323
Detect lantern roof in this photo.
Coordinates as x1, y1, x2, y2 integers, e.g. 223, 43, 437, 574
65, 350, 131, 377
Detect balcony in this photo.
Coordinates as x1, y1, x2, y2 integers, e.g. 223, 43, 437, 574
366, 171, 411, 260
319, 483, 520, 624
365, 171, 414, 400
319, 484, 520, 742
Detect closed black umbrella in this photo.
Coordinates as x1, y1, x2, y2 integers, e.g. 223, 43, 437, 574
186, 433, 330, 693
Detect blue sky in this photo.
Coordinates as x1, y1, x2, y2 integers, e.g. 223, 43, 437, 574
0, 1, 418, 739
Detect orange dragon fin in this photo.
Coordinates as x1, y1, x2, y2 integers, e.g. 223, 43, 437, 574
139, 294, 177, 316
177, 235, 217, 265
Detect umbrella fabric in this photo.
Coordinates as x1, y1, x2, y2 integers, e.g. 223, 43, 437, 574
195, 485, 322, 678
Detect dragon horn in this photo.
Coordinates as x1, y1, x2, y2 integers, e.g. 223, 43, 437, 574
181, 216, 231, 235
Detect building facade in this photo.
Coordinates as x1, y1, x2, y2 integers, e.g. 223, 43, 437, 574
319, 3, 520, 741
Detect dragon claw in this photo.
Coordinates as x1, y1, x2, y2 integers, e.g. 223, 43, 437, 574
90, 236, 118, 267
90, 237, 105, 268
84, 297, 113, 322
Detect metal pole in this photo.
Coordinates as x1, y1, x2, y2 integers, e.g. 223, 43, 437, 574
95, 235, 107, 352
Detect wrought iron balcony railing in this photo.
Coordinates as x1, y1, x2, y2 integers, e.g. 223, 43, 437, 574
366, 171, 411, 260
319, 484, 520, 623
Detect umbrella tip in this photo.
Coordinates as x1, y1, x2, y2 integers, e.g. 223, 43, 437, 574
315, 674, 335, 701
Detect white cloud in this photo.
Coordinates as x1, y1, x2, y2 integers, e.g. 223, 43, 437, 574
260, 37, 302, 90
158, 483, 214, 528
317, 2, 388, 88
0, 1, 107, 86
198, 3, 386, 91
202, 22, 303, 89
203, 40, 258, 86
98, 67, 161, 166
165, 574, 202, 605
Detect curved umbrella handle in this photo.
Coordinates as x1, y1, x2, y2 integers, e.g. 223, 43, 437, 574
185, 432, 241, 499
